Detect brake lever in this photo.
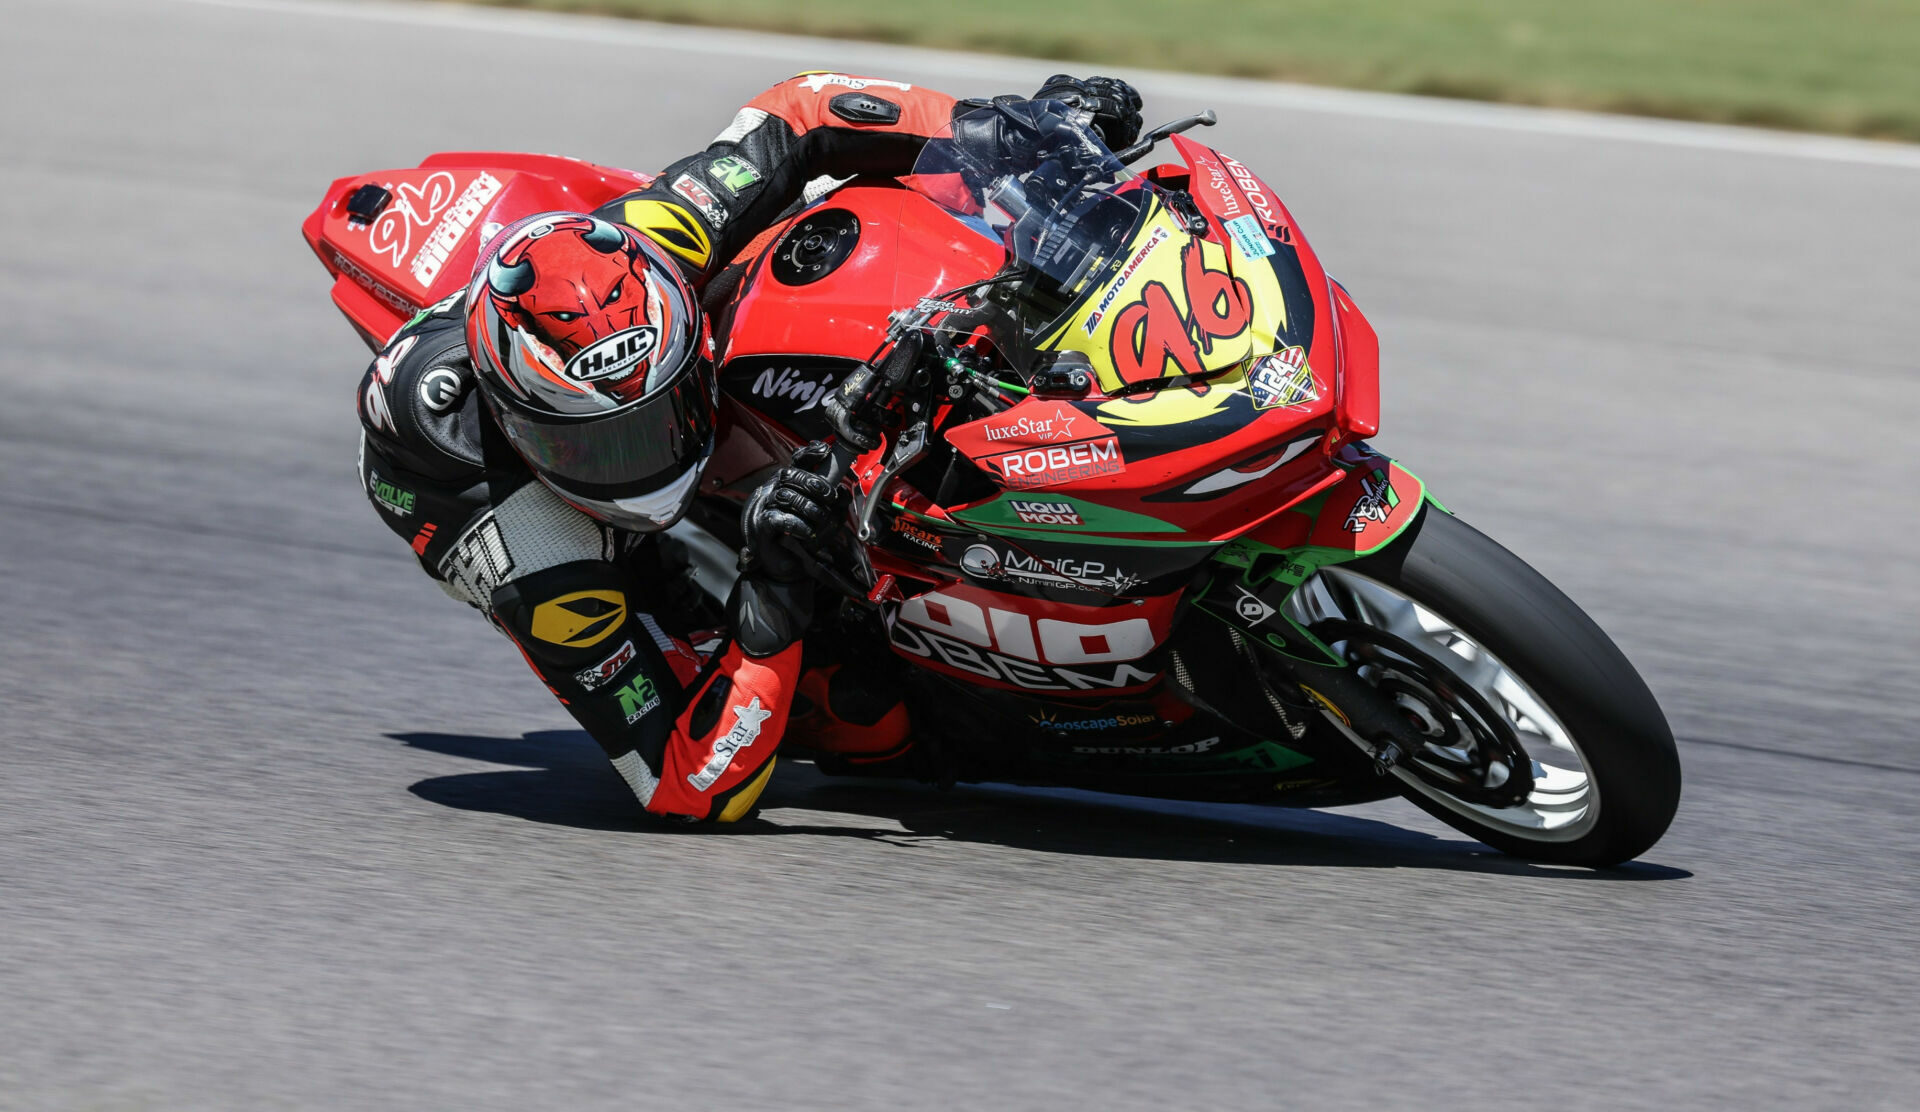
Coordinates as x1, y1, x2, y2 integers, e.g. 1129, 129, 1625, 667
1116, 109, 1218, 165
855, 420, 928, 544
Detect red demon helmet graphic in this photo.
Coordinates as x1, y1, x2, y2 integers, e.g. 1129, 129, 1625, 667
466, 212, 717, 533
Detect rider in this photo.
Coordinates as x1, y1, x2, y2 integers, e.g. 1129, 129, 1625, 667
355, 72, 1144, 822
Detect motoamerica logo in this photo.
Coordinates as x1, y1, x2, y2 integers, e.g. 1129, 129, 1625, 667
565, 327, 658, 383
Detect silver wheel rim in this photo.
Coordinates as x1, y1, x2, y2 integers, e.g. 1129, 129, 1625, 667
1281, 567, 1600, 843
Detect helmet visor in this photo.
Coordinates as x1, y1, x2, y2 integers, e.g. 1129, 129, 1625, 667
490, 355, 717, 509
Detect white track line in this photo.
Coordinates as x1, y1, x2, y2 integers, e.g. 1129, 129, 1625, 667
178, 0, 1920, 170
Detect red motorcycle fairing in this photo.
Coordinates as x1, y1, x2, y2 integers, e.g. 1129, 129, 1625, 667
886, 580, 1186, 695
303, 153, 654, 348
713, 183, 1007, 445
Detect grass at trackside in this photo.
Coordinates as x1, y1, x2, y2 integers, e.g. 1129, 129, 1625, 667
454, 0, 1920, 142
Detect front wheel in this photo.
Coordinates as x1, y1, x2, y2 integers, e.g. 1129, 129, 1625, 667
1281, 507, 1681, 866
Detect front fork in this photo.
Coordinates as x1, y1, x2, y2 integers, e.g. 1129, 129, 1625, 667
1190, 445, 1445, 775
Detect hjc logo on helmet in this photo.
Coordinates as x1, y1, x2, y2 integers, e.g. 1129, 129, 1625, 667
565, 327, 659, 383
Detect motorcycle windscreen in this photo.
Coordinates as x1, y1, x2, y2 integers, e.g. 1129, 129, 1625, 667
899, 100, 1159, 379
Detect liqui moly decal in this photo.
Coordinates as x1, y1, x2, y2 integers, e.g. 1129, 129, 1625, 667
1009, 499, 1081, 526
409, 172, 503, 288
1084, 225, 1171, 334
565, 327, 658, 383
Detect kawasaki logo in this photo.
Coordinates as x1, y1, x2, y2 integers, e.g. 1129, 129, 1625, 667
564, 326, 658, 383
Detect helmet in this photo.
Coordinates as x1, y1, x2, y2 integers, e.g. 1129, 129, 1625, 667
465, 211, 717, 533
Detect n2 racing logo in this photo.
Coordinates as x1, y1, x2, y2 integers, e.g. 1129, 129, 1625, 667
889, 591, 1158, 691
565, 327, 658, 383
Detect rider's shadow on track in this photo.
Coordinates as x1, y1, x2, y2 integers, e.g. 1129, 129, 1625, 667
394, 730, 1690, 878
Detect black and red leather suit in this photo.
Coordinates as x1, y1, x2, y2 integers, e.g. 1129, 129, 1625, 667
356, 73, 1141, 822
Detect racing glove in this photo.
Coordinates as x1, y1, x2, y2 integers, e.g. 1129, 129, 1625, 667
1032, 74, 1144, 150
733, 443, 845, 656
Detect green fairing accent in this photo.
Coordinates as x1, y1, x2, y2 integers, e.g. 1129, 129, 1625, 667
949, 494, 1193, 546
1203, 463, 1440, 666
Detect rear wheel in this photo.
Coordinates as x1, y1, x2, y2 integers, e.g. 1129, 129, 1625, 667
1281, 507, 1681, 866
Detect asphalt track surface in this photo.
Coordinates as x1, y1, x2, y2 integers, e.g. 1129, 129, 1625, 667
4, 0, 1918, 1107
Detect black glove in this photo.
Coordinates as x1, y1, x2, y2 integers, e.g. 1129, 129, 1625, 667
739, 441, 845, 583
1033, 74, 1144, 150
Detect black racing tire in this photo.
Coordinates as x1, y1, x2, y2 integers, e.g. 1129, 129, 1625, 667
1329, 506, 1682, 866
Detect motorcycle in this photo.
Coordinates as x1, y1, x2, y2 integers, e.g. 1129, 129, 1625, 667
304, 100, 1680, 866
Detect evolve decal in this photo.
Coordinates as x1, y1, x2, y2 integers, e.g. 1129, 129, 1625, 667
368, 473, 415, 517
575, 639, 637, 692
687, 697, 773, 791
1342, 468, 1399, 533
1108, 239, 1252, 389
889, 591, 1160, 692
1246, 346, 1318, 410
960, 544, 1143, 596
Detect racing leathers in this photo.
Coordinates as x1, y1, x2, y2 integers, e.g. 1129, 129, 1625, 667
355, 72, 1142, 822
